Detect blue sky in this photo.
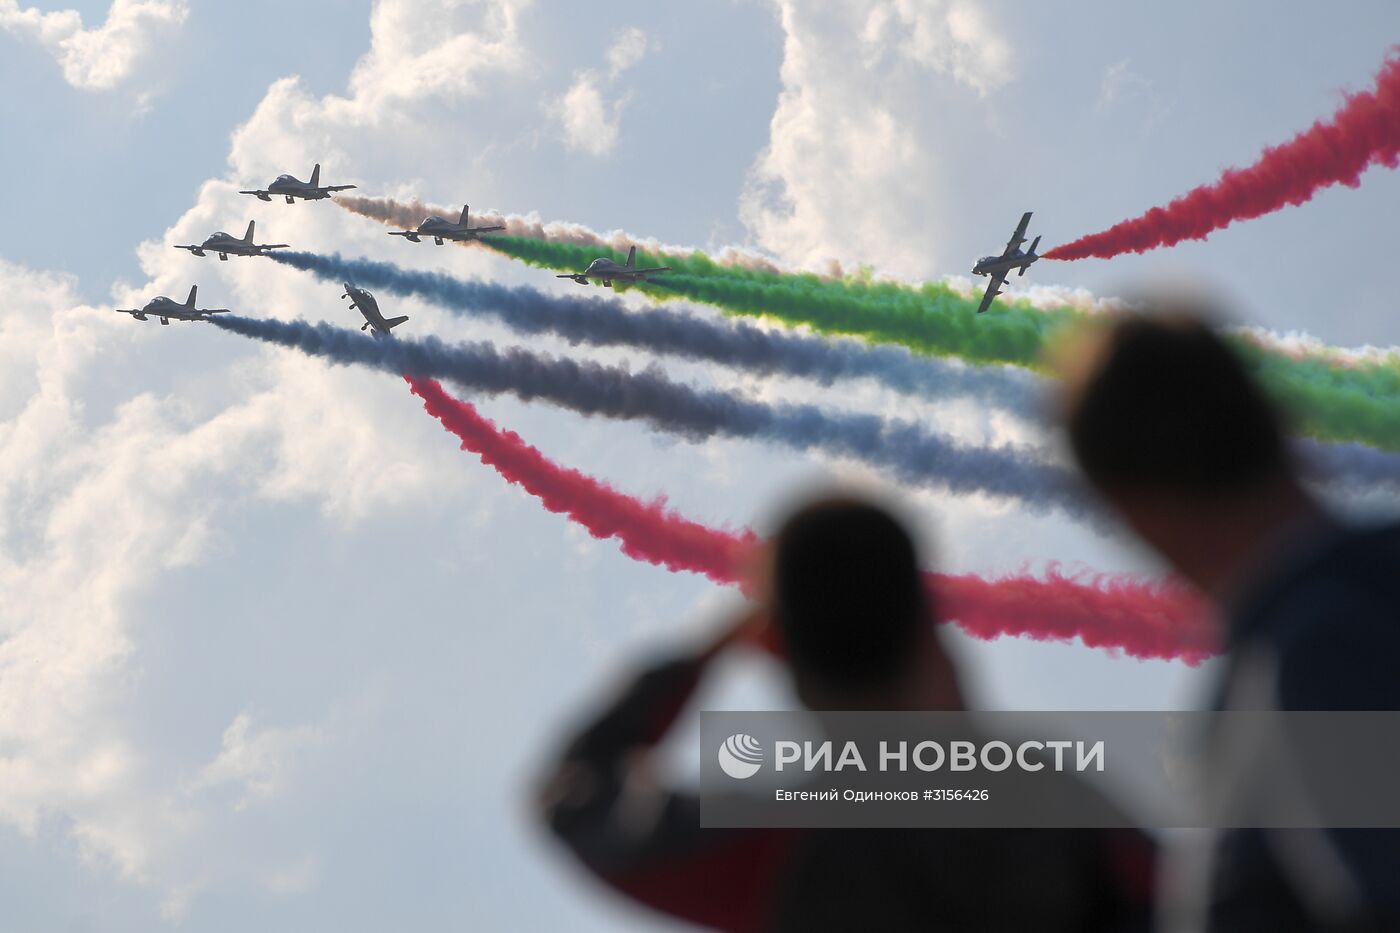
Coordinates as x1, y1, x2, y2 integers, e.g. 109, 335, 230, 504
1, 1, 1397, 929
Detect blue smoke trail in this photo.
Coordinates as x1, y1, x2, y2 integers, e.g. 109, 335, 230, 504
267, 251, 1044, 420
208, 314, 1093, 519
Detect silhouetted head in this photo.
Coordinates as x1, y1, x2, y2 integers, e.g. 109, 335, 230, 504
769, 496, 950, 709
1058, 307, 1316, 593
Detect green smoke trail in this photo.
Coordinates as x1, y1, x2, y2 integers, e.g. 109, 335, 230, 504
479, 235, 1400, 452
481, 235, 1079, 368
1235, 341, 1400, 449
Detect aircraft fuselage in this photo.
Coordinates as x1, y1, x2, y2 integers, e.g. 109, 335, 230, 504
343, 284, 407, 337
576, 259, 651, 286
198, 234, 260, 258
972, 250, 1037, 277
268, 180, 331, 202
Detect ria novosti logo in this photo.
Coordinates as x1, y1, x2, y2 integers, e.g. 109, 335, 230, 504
718, 733, 764, 779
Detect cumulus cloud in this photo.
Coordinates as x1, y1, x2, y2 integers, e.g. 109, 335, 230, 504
0, 0, 188, 90
340, 0, 531, 118
740, 0, 1012, 277
220, 0, 533, 187
0, 252, 470, 891
0, 0, 533, 905
548, 26, 652, 157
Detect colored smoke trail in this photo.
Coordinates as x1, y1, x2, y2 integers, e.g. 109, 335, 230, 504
207, 315, 1092, 519
269, 251, 1043, 419
407, 375, 751, 584
335, 195, 1080, 367
491, 242, 1400, 453
1047, 48, 1400, 260
406, 376, 1217, 663
333, 205, 1400, 452
480, 234, 1072, 369
262, 252, 1400, 494
334, 194, 781, 272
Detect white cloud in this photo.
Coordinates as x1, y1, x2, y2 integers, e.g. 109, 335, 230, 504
220, 0, 533, 186
1095, 58, 1175, 135
865, 0, 1010, 95
605, 25, 650, 79
0, 254, 474, 889
341, 0, 532, 119
191, 713, 319, 810
740, 0, 1012, 277
550, 73, 622, 157
548, 26, 652, 157
1098, 59, 1143, 110
0, 0, 536, 904
0, 0, 188, 91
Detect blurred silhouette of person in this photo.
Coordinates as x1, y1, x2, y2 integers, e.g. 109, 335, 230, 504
1058, 310, 1400, 932
536, 496, 1154, 932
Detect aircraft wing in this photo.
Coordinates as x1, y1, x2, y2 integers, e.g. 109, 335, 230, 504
173, 245, 204, 254
324, 185, 357, 193
238, 189, 271, 198
387, 231, 417, 238
258, 244, 290, 251
471, 224, 506, 234
977, 271, 1009, 314
634, 267, 671, 275
1002, 211, 1033, 256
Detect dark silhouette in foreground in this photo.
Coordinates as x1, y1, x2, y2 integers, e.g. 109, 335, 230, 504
1059, 310, 1400, 932
536, 496, 1154, 932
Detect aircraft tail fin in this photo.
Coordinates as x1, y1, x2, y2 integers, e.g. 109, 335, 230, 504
460, 204, 470, 226
243, 220, 255, 243
626, 245, 636, 270
1020, 235, 1041, 276
185, 285, 197, 307
310, 163, 321, 188
383, 315, 409, 331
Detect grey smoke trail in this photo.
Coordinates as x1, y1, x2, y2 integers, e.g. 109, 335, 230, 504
208, 315, 1092, 518
332, 195, 782, 272
1298, 439, 1400, 494
268, 251, 1044, 419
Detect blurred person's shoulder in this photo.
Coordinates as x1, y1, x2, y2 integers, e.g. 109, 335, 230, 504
1230, 521, 1400, 711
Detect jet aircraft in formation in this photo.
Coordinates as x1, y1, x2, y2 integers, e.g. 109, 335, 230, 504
557, 246, 670, 287
342, 283, 409, 338
134, 154, 1040, 335
115, 286, 229, 325
971, 211, 1041, 313
240, 163, 356, 203
388, 204, 505, 245
173, 220, 288, 260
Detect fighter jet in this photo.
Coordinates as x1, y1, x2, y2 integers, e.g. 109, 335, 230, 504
115, 286, 229, 325
971, 212, 1041, 314
556, 245, 670, 287
239, 163, 356, 203
388, 204, 505, 245
173, 220, 289, 260
342, 283, 408, 338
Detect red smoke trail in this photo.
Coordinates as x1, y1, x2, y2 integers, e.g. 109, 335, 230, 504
407, 376, 1217, 663
408, 376, 752, 584
1047, 48, 1400, 261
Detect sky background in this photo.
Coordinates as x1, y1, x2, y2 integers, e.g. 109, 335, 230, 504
1, 1, 1398, 929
